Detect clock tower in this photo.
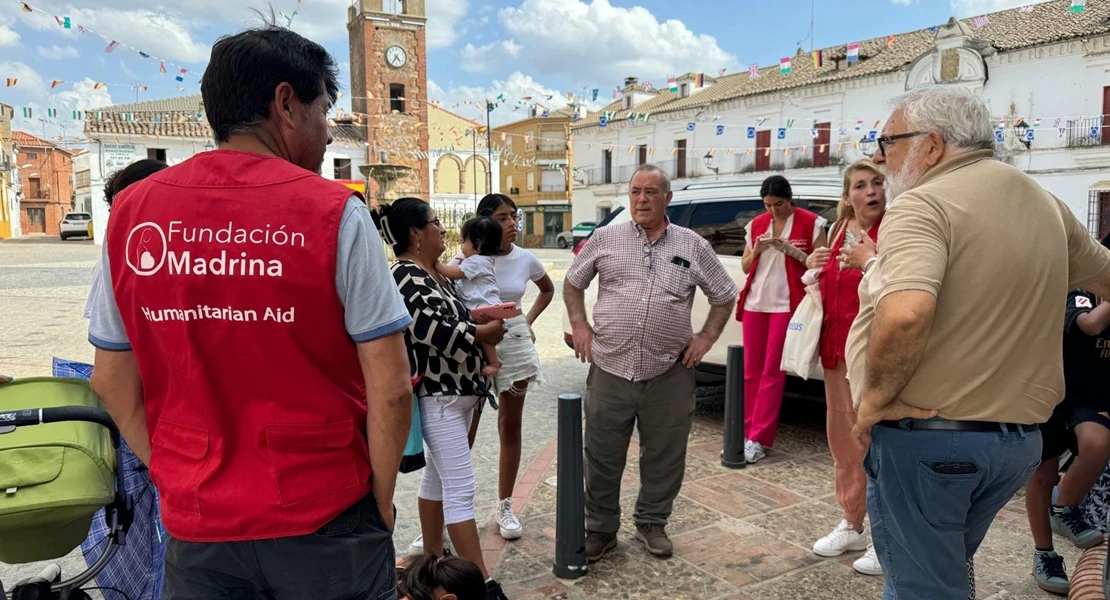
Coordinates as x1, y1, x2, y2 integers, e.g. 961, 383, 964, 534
347, 0, 430, 200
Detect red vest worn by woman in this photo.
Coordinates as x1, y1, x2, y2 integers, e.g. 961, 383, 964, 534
107, 150, 371, 542
818, 216, 883, 370
736, 207, 819, 322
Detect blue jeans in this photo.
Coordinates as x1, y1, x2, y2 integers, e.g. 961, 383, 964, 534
865, 420, 1041, 599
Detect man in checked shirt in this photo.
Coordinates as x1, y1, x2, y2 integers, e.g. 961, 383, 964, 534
565, 164, 739, 562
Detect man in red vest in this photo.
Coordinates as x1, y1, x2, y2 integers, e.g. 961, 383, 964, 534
87, 23, 413, 600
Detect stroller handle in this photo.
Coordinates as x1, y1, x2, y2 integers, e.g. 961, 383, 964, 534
0, 406, 122, 448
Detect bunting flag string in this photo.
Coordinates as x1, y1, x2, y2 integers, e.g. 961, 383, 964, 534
10, 0, 198, 85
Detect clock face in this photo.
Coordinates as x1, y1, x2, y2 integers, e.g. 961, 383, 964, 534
386, 45, 407, 68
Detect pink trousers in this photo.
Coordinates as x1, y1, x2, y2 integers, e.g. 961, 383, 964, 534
742, 310, 791, 448
824, 360, 867, 527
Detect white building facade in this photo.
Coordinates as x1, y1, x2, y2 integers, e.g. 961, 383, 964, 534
573, 3, 1110, 237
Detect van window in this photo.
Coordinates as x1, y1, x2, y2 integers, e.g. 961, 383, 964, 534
665, 203, 688, 225
804, 198, 840, 230
686, 200, 764, 256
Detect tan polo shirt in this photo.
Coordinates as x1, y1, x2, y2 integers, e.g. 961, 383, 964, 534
846, 150, 1110, 424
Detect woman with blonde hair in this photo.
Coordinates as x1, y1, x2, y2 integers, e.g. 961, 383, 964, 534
806, 160, 887, 576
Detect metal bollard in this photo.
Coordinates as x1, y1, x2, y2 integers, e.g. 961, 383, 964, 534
552, 392, 588, 579
720, 345, 747, 469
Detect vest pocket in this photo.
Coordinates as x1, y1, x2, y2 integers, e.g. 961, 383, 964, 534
266, 421, 361, 507
150, 420, 209, 515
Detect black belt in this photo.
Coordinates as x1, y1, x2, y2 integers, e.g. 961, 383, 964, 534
876, 419, 1039, 433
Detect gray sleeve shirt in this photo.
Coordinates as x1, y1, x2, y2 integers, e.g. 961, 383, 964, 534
88, 196, 410, 350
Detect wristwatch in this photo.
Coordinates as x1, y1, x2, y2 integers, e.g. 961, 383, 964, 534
862, 256, 878, 274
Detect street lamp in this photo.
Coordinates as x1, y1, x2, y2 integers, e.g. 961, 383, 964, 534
204, 141, 214, 152
702, 152, 718, 176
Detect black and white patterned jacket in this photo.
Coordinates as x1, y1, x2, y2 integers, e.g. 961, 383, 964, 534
391, 260, 486, 398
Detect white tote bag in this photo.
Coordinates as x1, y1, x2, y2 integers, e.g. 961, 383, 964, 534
780, 280, 823, 380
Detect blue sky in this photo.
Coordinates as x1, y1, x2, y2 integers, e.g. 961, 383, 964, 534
0, 0, 1050, 136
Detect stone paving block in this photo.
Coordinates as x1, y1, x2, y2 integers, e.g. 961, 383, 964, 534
682, 472, 807, 520
741, 458, 837, 500
743, 561, 885, 599
494, 545, 552, 586
671, 523, 822, 588
744, 500, 846, 551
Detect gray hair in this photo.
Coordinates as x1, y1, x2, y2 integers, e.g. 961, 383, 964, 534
893, 86, 996, 153
630, 163, 671, 193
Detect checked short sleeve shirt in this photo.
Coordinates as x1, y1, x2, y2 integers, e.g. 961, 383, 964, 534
566, 220, 738, 382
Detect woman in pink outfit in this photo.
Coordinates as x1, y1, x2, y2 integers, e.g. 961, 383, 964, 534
736, 175, 827, 463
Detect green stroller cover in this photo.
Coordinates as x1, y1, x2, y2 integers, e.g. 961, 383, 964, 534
0, 377, 117, 563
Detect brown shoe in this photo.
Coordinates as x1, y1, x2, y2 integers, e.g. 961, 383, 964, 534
584, 531, 617, 562
635, 523, 673, 557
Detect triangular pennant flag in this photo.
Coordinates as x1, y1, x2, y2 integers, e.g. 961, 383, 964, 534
780, 57, 792, 75
1071, 0, 1085, 12
21, 3, 31, 12
159, 61, 167, 74
5, 78, 16, 88
50, 80, 62, 89
105, 41, 120, 53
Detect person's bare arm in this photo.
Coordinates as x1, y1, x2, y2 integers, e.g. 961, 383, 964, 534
90, 349, 151, 465
436, 262, 466, 281
850, 194, 949, 443
1077, 302, 1110, 336
564, 232, 601, 363
684, 242, 739, 367
527, 273, 555, 328
358, 330, 413, 532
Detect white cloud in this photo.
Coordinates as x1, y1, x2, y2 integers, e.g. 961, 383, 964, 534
461, 0, 737, 85
948, 0, 1052, 16
0, 16, 19, 46
430, 71, 600, 126
36, 45, 80, 60
54, 78, 115, 112
426, 0, 470, 49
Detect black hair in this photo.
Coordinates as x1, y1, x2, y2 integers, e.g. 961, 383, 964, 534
1102, 231, 1110, 250
371, 197, 433, 255
201, 14, 339, 143
460, 217, 503, 256
103, 159, 168, 208
475, 193, 518, 218
396, 554, 486, 600
760, 175, 793, 203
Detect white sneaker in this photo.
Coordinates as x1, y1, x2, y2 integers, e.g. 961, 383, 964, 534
853, 545, 883, 576
497, 498, 523, 540
744, 440, 766, 463
408, 530, 451, 556
813, 520, 869, 557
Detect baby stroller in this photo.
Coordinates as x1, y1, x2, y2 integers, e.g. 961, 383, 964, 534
0, 377, 133, 600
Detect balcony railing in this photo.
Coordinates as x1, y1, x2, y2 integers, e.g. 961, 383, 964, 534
1067, 117, 1108, 148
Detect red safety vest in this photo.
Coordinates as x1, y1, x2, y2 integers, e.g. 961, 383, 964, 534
818, 216, 883, 369
107, 150, 371, 542
736, 207, 818, 322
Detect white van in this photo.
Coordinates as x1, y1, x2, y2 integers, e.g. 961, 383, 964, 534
563, 177, 844, 397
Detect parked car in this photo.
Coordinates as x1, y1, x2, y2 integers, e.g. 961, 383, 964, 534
59, 212, 93, 240
556, 221, 598, 249
563, 179, 842, 397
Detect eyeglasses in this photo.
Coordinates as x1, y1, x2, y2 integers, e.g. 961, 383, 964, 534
424, 218, 443, 229
877, 131, 926, 157
642, 242, 653, 270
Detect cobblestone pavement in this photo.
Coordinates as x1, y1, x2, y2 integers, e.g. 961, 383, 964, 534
0, 236, 1084, 599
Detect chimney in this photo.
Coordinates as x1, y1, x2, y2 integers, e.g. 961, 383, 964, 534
623, 76, 639, 89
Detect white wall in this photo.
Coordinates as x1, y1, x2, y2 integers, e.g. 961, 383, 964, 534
88, 137, 368, 244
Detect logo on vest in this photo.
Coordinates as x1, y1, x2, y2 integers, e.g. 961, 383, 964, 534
124, 221, 302, 277
125, 222, 167, 277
